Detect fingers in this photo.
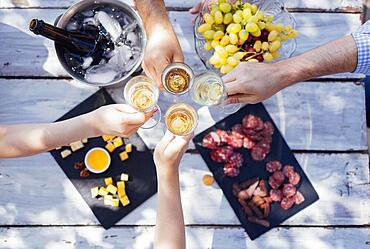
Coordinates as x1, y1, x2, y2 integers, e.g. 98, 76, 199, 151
222, 71, 237, 84
224, 80, 251, 96
156, 130, 176, 152
189, 1, 202, 14
123, 111, 146, 125
225, 94, 257, 105
164, 132, 193, 158
113, 104, 137, 114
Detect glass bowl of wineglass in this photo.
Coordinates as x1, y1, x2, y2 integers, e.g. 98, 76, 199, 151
193, 0, 297, 74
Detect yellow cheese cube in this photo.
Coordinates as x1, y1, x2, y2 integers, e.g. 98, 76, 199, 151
90, 187, 99, 198
113, 137, 124, 148
70, 140, 84, 152
82, 138, 88, 143
60, 149, 71, 158
120, 173, 129, 181
98, 187, 109, 196
104, 195, 113, 200
102, 135, 116, 141
104, 177, 113, 186
117, 181, 126, 198
125, 143, 133, 153
106, 184, 117, 195
120, 196, 130, 206
111, 198, 120, 207
104, 195, 113, 206
105, 142, 116, 153
119, 151, 129, 161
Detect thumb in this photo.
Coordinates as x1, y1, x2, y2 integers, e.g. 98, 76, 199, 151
189, 2, 202, 14
112, 104, 137, 114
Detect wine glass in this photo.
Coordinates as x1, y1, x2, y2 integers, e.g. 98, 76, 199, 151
165, 103, 198, 136
190, 71, 241, 114
123, 75, 161, 129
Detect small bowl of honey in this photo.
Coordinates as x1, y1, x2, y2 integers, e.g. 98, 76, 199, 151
84, 147, 111, 174
161, 62, 194, 95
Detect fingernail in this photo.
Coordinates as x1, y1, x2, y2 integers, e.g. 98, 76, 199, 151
153, 106, 158, 113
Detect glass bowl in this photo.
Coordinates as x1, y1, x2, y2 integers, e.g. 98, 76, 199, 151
193, 0, 297, 71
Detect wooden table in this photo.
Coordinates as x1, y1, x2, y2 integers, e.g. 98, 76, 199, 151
1, 0, 369, 248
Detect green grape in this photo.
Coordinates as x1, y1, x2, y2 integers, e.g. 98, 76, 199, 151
209, 53, 221, 65
219, 2, 232, 13
220, 35, 230, 46
275, 23, 284, 32
233, 11, 243, 24
213, 24, 225, 32
223, 13, 233, 25
227, 56, 239, 67
269, 40, 281, 53
257, 21, 266, 30
256, 11, 264, 20
204, 41, 212, 51
272, 51, 280, 59
238, 29, 249, 41
242, 8, 252, 20
219, 56, 227, 65
214, 62, 222, 69
204, 30, 216, 40
251, 4, 258, 14
197, 23, 211, 33
218, 0, 227, 3
203, 13, 214, 25
247, 16, 259, 23
214, 30, 224, 40
268, 30, 279, 41
225, 44, 238, 53
245, 22, 259, 33
248, 58, 259, 63
234, 51, 246, 60
284, 25, 293, 32
227, 23, 242, 34
211, 40, 219, 48
243, 2, 252, 9
265, 23, 276, 32
251, 29, 261, 37
229, 33, 238, 44
214, 11, 223, 24
210, 5, 219, 16
215, 45, 228, 58
287, 29, 298, 38
220, 64, 234, 74
261, 41, 269, 51
263, 52, 273, 62
264, 15, 274, 23
253, 40, 262, 52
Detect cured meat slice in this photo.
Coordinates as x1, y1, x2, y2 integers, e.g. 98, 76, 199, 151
243, 136, 255, 149
282, 165, 295, 178
282, 183, 297, 198
270, 189, 283, 202
250, 146, 266, 161
215, 129, 229, 144
280, 197, 294, 210
210, 146, 233, 163
242, 114, 264, 131
268, 175, 281, 189
262, 121, 274, 136
223, 165, 240, 177
202, 132, 221, 149
272, 171, 285, 185
231, 124, 245, 138
289, 172, 301, 185
226, 134, 243, 148
293, 191, 305, 205
266, 160, 282, 173
228, 152, 244, 168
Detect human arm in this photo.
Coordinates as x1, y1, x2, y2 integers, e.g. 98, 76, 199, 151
223, 34, 358, 104
153, 131, 193, 249
135, 0, 184, 86
0, 104, 150, 158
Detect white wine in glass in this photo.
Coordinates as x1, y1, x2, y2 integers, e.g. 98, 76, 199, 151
124, 75, 161, 129
165, 103, 198, 136
161, 62, 194, 95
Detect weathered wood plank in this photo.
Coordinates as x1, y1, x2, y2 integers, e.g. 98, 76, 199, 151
0, 0, 363, 13
0, 226, 369, 249
0, 152, 368, 226
1, 78, 364, 151
0, 10, 363, 79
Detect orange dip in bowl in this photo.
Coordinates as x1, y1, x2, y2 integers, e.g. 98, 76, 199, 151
84, 147, 111, 173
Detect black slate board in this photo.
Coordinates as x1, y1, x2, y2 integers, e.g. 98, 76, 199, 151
193, 103, 319, 240
50, 88, 157, 229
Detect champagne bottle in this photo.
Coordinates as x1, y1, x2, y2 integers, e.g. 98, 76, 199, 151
29, 19, 113, 56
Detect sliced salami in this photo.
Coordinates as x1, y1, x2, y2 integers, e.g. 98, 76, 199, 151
242, 114, 264, 131
250, 146, 266, 161
282, 165, 295, 178
231, 124, 245, 138
262, 121, 274, 136
266, 160, 282, 173
270, 189, 283, 202
226, 134, 243, 149
293, 191, 305, 205
202, 132, 221, 149
228, 152, 244, 168
272, 170, 285, 185
268, 175, 281, 189
289, 172, 301, 185
210, 146, 233, 163
243, 136, 255, 149
215, 129, 229, 144
223, 165, 240, 177
280, 197, 294, 210
282, 183, 297, 198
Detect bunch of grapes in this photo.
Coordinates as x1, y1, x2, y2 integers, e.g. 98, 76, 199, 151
197, 0, 298, 74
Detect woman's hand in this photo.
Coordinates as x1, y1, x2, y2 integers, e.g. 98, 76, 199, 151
154, 131, 193, 178
87, 104, 152, 137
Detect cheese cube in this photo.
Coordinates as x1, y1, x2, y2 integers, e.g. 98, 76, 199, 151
104, 177, 113, 186
117, 181, 126, 198
119, 151, 129, 161
90, 187, 99, 198
106, 184, 117, 195
98, 187, 109, 196
120, 173, 129, 181
104, 195, 113, 200
102, 135, 116, 141
125, 143, 133, 153
70, 140, 84, 152
82, 138, 88, 143
56, 147, 62, 150
120, 196, 130, 206
111, 198, 120, 207
113, 137, 124, 148
60, 149, 71, 158
104, 195, 113, 206
105, 142, 116, 153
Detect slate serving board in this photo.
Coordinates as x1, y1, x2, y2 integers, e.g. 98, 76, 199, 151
193, 103, 319, 240
50, 88, 157, 229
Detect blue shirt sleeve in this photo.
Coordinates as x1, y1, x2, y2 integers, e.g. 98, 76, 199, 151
352, 21, 370, 75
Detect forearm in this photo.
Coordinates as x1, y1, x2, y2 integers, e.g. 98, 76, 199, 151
0, 113, 98, 158
135, 0, 173, 35
154, 172, 185, 249
275, 35, 357, 89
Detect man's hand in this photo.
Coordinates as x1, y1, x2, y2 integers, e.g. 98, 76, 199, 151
142, 26, 184, 86
87, 104, 151, 137
154, 131, 193, 178
223, 62, 285, 104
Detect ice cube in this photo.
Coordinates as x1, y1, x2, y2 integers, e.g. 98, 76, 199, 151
107, 45, 132, 70
83, 17, 97, 27
95, 11, 122, 42
66, 20, 80, 31
81, 10, 94, 17
81, 57, 93, 69
85, 64, 119, 84
126, 32, 138, 45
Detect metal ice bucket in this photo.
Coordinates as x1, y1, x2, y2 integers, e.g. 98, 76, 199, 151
55, 0, 146, 87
